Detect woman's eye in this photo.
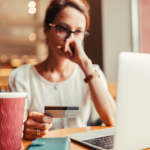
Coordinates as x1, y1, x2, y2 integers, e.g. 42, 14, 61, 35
58, 26, 67, 32
75, 30, 82, 34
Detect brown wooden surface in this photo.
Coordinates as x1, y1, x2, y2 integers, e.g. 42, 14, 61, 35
107, 83, 117, 100
22, 126, 150, 150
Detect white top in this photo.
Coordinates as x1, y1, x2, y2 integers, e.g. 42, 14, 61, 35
8, 64, 108, 130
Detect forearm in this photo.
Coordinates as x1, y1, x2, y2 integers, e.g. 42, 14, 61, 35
78, 58, 116, 126
89, 79, 116, 126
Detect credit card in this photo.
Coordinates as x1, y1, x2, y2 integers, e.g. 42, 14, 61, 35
44, 106, 79, 118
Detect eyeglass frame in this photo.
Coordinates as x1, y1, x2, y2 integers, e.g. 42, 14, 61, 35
49, 23, 89, 39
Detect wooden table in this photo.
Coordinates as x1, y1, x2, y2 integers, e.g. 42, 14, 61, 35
22, 126, 150, 150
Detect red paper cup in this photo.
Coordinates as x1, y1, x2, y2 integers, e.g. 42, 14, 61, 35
0, 92, 27, 150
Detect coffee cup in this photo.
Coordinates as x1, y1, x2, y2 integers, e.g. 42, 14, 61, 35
0, 92, 27, 150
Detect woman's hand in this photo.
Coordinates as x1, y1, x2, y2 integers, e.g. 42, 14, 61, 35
57, 38, 89, 65
24, 112, 53, 140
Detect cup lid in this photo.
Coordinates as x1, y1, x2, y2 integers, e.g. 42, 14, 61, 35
0, 92, 27, 98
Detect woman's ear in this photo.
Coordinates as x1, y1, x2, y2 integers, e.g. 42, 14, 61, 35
43, 23, 47, 35
43, 24, 50, 45
43, 24, 49, 36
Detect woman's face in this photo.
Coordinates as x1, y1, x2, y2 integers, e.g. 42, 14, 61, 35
46, 6, 86, 58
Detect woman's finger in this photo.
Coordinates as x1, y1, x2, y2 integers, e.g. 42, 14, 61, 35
64, 39, 69, 53
25, 134, 43, 140
25, 118, 52, 130
28, 112, 53, 123
64, 39, 73, 56
57, 44, 72, 58
68, 46, 73, 57
25, 128, 49, 136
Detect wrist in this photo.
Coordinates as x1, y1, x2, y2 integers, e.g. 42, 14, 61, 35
78, 57, 95, 76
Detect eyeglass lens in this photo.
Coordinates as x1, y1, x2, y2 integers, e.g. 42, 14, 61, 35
56, 26, 70, 38
55, 25, 87, 39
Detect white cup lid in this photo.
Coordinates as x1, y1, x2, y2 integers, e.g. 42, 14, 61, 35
0, 92, 27, 98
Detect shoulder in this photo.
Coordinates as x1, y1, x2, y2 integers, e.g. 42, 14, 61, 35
93, 64, 108, 89
8, 65, 34, 93
9, 65, 33, 82
93, 64, 105, 77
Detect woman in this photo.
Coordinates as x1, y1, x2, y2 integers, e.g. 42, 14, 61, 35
9, 0, 116, 140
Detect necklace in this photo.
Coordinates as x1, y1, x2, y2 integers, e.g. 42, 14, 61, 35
54, 85, 57, 90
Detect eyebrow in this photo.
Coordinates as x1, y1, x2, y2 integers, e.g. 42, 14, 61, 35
58, 22, 84, 30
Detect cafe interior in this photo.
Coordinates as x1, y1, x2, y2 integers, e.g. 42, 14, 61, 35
0, 0, 149, 122
0, 0, 150, 149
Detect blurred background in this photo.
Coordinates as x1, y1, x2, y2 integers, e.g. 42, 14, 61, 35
0, 0, 50, 90
0, 0, 150, 124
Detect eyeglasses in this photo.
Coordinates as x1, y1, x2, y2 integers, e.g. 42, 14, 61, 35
49, 23, 89, 40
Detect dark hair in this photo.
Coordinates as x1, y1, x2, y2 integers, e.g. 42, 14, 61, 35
43, 0, 90, 34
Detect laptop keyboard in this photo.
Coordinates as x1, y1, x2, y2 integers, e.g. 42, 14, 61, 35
82, 135, 114, 149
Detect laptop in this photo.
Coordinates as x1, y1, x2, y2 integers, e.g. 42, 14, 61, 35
67, 52, 150, 150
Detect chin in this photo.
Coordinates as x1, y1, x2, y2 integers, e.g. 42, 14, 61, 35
58, 52, 66, 59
